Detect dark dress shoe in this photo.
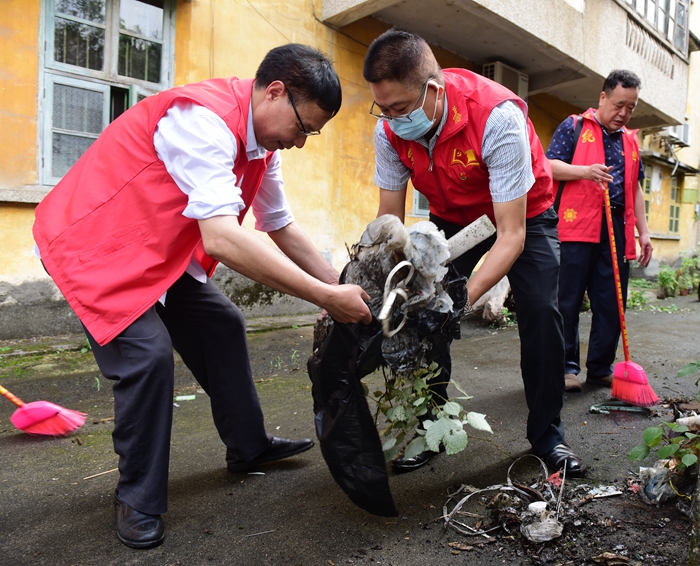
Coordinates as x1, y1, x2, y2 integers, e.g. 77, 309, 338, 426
227, 436, 314, 472
541, 443, 585, 477
391, 445, 445, 473
114, 491, 164, 549
587, 374, 614, 387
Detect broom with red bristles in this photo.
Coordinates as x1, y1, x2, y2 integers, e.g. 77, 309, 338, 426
0, 384, 86, 436
601, 182, 659, 407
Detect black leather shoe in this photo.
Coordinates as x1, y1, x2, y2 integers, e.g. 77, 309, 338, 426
114, 491, 164, 549
226, 436, 314, 472
392, 445, 445, 473
541, 443, 585, 478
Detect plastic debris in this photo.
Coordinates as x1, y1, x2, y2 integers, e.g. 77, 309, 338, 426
175, 395, 196, 401
638, 462, 677, 506
520, 500, 563, 543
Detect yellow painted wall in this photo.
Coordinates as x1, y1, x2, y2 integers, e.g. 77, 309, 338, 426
0, 0, 42, 284
0, 204, 46, 283
0, 0, 40, 188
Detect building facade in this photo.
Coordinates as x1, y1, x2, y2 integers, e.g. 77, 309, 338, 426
0, 0, 697, 338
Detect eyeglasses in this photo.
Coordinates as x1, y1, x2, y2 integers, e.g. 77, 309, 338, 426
285, 86, 321, 136
369, 78, 435, 122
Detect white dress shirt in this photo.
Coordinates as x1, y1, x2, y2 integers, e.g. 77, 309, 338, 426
153, 100, 295, 287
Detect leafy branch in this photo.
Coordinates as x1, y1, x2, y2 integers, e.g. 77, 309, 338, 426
367, 361, 492, 462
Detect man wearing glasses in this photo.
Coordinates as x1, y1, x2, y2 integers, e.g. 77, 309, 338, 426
363, 30, 584, 478
33, 43, 371, 549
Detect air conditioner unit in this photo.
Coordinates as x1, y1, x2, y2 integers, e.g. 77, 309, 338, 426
662, 123, 691, 147
482, 61, 529, 100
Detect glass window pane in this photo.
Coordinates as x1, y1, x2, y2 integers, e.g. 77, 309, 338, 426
53, 84, 104, 134
52, 133, 96, 177
118, 35, 162, 83
54, 17, 105, 71
120, 0, 164, 41
55, 0, 106, 24
676, 2, 686, 48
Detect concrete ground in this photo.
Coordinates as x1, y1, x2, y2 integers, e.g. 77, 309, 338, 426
0, 292, 698, 565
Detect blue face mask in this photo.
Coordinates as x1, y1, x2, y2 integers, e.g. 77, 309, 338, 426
388, 82, 441, 141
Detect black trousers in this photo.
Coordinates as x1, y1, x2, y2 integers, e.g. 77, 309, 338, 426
430, 208, 566, 455
558, 213, 629, 380
84, 273, 269, 515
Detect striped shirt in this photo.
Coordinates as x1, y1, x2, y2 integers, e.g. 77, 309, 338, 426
373, 96, 534, 203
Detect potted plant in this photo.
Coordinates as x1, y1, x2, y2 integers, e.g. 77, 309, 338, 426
657, 265, 677, 299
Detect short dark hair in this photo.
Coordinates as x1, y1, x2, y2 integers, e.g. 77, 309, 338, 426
255, 44, 342, 117
363, 29, 442, 90
603, 70, 641, 95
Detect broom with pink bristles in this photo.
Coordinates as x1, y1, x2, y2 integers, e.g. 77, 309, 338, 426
601, 183, 659, 407
1, 384, 86, 436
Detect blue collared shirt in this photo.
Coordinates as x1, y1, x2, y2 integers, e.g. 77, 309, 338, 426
545, 115, 644, 206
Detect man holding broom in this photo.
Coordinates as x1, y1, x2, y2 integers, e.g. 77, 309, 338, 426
546, 70, 653, 393
33, 44, 371, 549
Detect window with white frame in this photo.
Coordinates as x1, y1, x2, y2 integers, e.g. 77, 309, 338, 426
42, 0, 174, 184
643, 163, 652, 222
670, 175, 680, 233
624, 0, 690, 53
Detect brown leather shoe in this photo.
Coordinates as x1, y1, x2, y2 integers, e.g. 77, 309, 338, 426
586, 374, 614, 387
564, 373, 581, 392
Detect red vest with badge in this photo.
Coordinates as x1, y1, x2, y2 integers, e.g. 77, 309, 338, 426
384, 69, 553, 227
556, 108, 639, 259
33, 78, 272, 345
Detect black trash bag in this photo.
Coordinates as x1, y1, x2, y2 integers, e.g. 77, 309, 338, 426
381, 264, 467, 371
307, 316, 398, 517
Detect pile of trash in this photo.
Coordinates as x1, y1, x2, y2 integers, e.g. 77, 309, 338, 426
306, 215, 495, 517
441, 455, 627, 544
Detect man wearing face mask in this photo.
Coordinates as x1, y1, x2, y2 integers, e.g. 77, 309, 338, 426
363, 29, 584, 477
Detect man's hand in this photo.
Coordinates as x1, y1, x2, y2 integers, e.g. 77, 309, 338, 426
586, 163, 613, 184
324, 285, 372, 324
637, 233, 653, 268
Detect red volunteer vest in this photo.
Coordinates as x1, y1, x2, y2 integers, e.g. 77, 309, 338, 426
385, 69, 553, 227
33, 78, 272, 345
556, 108, 639, 259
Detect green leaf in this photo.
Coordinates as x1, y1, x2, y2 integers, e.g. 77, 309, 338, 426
678, 362, 700, 378
442, 401, 462, 416
387, 405, 407, 423
682, 453, 698, 467
451, 380, 473, 400
443, 428, 468, 455
628, 444, 651, 461
657, 444, 679, 459
425, 418, 450, 452
466, 412, 493, 433
382, 437, 397, 452
642, 427, 664, 447
413, 396, 426, 407
404, 435, 427, 459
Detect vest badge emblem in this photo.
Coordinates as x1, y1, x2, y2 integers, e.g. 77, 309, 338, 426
562, 208, 577, 223
451, 148, 479, 167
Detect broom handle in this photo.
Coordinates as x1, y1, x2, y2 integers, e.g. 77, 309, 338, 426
0, 384, 26, 408
602, 183, 631, 363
